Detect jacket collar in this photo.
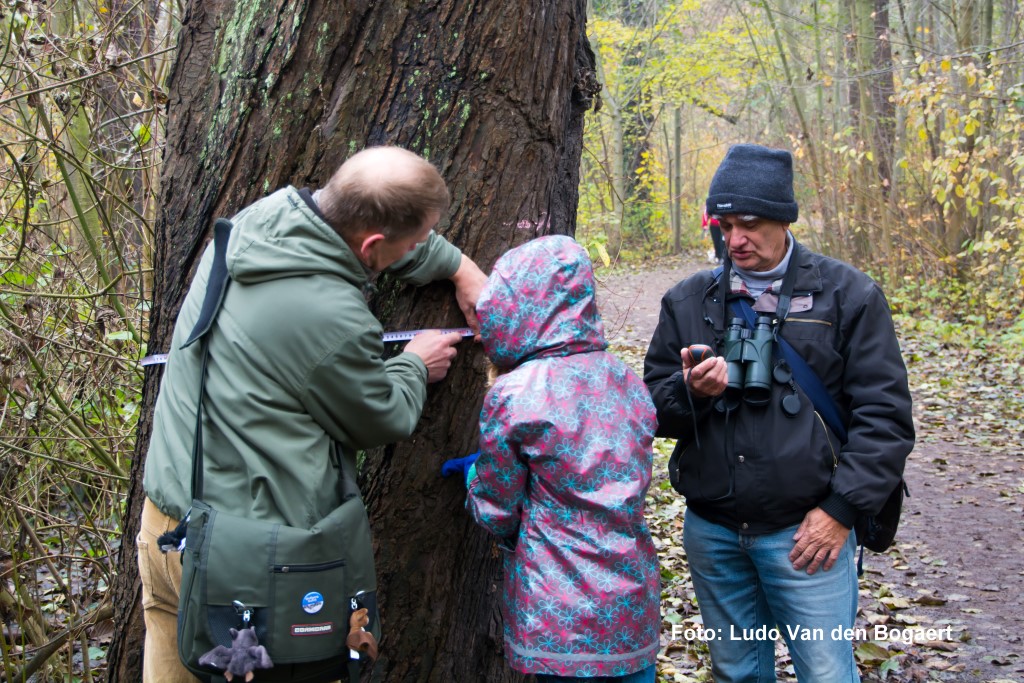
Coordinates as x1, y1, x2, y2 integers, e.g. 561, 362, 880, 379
707, 238, 824, 299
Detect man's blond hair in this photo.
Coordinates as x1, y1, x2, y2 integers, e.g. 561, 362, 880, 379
318, 146, 450, 239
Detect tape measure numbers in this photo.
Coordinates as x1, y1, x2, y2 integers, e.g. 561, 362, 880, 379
380, 327, 475, 343
141, 327, 475, 365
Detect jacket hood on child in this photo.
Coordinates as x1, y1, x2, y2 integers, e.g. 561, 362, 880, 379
477, 235, 607, 370
467, 235, 660, 677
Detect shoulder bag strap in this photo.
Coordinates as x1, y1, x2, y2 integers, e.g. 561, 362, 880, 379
731, 298, 848, 444
181, 218, 234, 501
722, 243, 849, 444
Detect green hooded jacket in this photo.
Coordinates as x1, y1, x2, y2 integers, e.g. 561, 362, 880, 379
143, 186, 463, 527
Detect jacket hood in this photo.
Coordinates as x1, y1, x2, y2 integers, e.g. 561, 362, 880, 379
226, 187, 368, 287
477, 235, 606, 369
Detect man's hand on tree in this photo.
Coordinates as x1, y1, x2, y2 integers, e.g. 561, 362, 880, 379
450, 254, 487, 340
405, 330, 463, 382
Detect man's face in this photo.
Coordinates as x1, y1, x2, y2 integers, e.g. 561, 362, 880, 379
362, 211, 438, 272
718, 214, 790, 272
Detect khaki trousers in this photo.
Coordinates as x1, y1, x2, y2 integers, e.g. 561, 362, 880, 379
137, 497, 201, 683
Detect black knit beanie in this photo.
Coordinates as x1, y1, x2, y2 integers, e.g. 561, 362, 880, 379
705, 144, 799, 223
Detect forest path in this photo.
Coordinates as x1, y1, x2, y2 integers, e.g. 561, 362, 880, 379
595, 252, 1024, 683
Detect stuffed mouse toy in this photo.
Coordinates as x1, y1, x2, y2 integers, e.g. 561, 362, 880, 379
198, 627, 272, 682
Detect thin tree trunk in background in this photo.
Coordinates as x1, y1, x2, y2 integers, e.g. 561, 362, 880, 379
608, 97, 627, 258
591, 29, 626, 258
51, 0, 102, 256
870, 0, 896, 195
760, 2, 832, 244
812, 0, 825, 141
619, 0, 657, 243
673, 108, 682, 253
977, 0, 996, 235
981, 0, 994, 51
869, 0, 896, 271
662, 111, 676, 252
945, 0, 978, 254
846, 0, 872, 260
107, 1, 597, 681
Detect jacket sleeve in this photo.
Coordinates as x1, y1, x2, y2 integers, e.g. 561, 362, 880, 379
644, 292, 715, 440
385, 231, 463, 286
300, 326, 429, 451
466, 385, 528, 543
819, 283, 915, 525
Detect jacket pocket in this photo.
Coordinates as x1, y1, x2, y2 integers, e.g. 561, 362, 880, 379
750, 397, 837, 519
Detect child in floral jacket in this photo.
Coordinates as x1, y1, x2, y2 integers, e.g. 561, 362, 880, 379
465, 235, 660, 682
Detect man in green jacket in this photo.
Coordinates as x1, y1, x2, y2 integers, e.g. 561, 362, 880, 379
136, 146, 487, 682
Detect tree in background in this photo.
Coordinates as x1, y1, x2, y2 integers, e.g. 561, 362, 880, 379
580, 0, 1023, 323
105, 1, 598, 681
580, 0, 758, 260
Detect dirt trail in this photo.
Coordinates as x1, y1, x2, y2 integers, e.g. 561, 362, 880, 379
596, 253, 1024, 683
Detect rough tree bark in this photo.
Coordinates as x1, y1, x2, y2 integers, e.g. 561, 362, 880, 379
107, 1, 598, 681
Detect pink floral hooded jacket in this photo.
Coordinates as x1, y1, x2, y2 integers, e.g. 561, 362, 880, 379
466, 235, 660, 677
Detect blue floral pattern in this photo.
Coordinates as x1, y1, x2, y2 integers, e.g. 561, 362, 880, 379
467, 236, 660, 677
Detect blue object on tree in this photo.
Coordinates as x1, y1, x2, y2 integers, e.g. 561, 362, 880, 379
441, 452, 480, 485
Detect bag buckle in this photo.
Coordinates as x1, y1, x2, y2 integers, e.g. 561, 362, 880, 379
232, 600, 252, 627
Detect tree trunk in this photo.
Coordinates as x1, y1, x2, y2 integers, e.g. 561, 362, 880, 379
869, 0, 896, 193
107, 1, 597, 681
761, 1, 832, 244
868, 0, 897, 273
590, 27, 626, 258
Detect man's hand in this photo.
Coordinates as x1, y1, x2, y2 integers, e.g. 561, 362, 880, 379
681, 348, 727, 398
405, 330, 463, 383
449, 254, 487, 339
789, 507, 850, 574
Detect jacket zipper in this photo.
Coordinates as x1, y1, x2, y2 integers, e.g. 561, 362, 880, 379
814, 411, 838, 470
784, 317, 832, 327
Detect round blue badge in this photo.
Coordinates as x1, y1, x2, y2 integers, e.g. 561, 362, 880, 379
302, 591, 324, 615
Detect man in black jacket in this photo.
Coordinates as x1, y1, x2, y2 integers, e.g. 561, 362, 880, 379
645, 144, 914, 683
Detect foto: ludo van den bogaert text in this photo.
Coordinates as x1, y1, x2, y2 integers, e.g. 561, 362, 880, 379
670, 624, 954, 645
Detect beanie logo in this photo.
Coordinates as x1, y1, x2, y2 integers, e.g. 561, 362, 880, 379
716, 202, 733, 210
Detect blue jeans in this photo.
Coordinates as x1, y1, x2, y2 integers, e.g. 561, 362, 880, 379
684, 509, 859, 683
535, 664, 656, 683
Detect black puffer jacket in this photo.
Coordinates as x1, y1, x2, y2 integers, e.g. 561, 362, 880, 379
644, 242, 914, 534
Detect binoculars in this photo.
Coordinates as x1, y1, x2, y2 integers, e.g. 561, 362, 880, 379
724, 316, 774, 406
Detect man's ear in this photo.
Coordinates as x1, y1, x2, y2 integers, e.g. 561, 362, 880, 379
359, 232, 386, 261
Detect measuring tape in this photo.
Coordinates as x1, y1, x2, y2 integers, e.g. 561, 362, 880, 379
140, 327, 475, 366
380, 327, 474, 343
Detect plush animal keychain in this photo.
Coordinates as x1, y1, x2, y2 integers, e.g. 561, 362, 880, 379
198, 627, 273, 682
346, 607, 379, 661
